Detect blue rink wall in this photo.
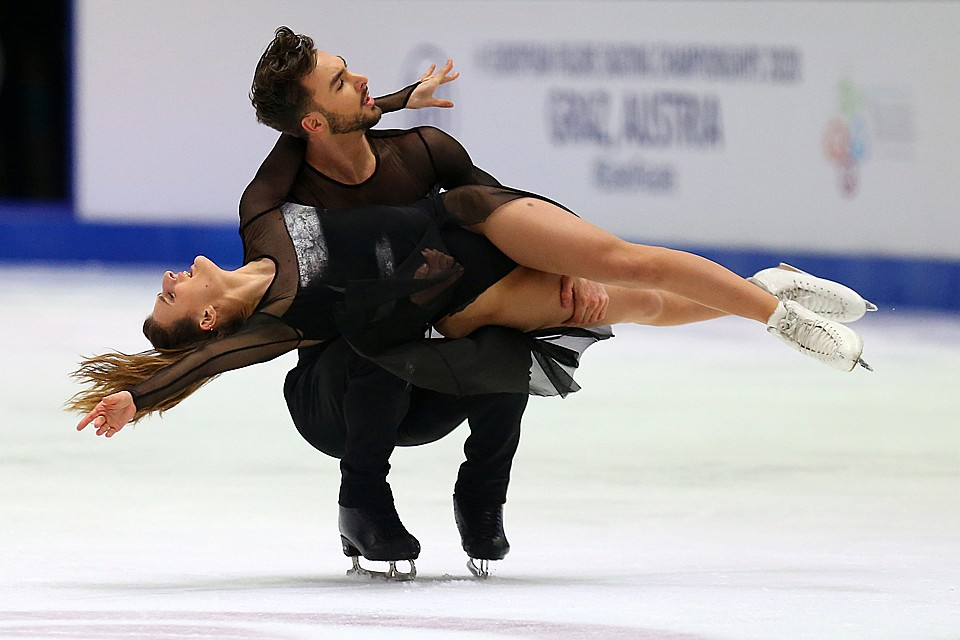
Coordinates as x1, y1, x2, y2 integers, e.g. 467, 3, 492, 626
2, 202, 957, 313
3, 1, 958, 313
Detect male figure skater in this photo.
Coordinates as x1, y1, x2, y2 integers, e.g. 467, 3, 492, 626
243, 27, 609, 578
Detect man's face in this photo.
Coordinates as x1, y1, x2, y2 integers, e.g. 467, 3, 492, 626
301, 51, 381, 134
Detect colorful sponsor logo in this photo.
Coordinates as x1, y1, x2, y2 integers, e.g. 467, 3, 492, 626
823, 79, 870, 198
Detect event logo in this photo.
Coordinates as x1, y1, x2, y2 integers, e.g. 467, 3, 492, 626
823, 79, 870, 198
477, 41, 801, 194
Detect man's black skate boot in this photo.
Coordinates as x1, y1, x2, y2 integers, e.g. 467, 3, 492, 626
453, 494, 509, 577
339, 504, 420, 580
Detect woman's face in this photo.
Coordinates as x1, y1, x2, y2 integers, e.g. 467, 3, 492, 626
150, 255, 221, 329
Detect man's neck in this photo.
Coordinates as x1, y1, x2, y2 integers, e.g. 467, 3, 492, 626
304, 131, 376, 185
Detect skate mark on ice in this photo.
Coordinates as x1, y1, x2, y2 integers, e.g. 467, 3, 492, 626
0, 610, 718, 639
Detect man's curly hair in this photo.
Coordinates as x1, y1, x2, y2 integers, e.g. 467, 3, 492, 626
250, 26, 318, 136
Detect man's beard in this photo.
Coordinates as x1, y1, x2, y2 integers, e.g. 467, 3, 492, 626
322, 106, 382, 134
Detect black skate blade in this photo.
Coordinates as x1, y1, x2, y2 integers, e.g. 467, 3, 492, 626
857, 357, 874, 371
346, 556, 417, 581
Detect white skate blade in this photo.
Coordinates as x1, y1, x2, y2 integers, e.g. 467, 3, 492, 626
777, 262, 805, 273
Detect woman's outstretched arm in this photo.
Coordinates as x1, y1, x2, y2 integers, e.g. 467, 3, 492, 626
69, 314, 303, 437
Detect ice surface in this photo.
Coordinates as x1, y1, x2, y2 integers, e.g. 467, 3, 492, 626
1, 264, 958, 639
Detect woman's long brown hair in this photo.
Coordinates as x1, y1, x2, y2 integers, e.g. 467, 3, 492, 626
66, 314, 241, 423
65, 346, 218, 424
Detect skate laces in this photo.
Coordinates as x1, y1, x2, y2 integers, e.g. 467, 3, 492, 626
344, 505, 410, 540
472, 506, 504, 538
459, 502, 504, 539
774, 306, 840, 360
782, 279, 847, 316
480, 508, 503, 533
369, 509, 410, 537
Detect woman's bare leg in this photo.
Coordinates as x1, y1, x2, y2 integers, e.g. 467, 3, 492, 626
468, 198, 779, 324
436, 267, 729, 339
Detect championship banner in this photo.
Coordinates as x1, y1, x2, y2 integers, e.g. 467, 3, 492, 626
75, 0, 960, 260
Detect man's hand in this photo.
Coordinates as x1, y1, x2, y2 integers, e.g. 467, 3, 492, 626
407, 59, 460, 109
560, 276, 609, 326
76, 391, 136, 438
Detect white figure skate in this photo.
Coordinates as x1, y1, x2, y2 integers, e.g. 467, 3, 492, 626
749, 263, 878, 323
767, 300, 872, 371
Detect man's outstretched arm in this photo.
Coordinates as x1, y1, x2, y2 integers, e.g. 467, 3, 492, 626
373, 59, 459, 113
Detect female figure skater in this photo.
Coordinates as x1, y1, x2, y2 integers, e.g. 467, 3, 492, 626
70, 182, 873, 438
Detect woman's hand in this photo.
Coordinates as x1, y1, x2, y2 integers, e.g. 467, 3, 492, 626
560, 276, 609, 325
76, 391, 136, 438
406, 59, 460, 109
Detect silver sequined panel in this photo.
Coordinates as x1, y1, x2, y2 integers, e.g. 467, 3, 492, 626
375, 236, 395, 278
281, 203, 328, 287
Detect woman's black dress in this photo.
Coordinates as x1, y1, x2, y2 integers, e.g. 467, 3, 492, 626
129, 185, 612, 412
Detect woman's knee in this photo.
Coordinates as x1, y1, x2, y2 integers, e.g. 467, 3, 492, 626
636, 290, 667, 325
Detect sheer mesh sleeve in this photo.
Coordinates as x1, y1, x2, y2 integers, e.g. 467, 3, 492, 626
373, 82, 420, 114
239, 134, 307, 222
128, 314, 302, 412
416, 126, 503, 189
